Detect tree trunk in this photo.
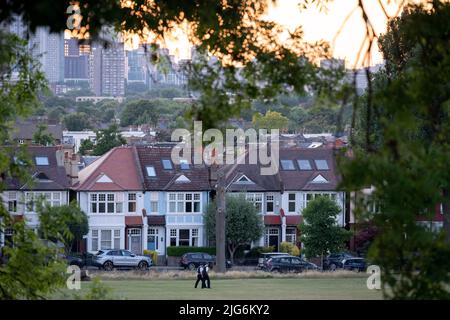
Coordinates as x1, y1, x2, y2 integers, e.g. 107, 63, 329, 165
443, 188, 450, 244
215, 171, 227, 273
228, 244, 237, 265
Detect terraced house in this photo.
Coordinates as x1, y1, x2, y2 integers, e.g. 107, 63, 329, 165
224, 148, 346, 251
0, 146, 71, 246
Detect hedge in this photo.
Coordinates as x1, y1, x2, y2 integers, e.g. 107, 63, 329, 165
167, 246, 216, 257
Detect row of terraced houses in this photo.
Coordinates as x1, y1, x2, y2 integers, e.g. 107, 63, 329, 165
1, 145, 443, 260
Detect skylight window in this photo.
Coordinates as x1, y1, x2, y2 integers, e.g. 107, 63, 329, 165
35, 156, 49, 165
280, 160, 295, 170
162, 159, 173, 170
297, 160, 312, 170
314, 160, 329, 170
180, 159, 190, 170
146, 166, 156, 177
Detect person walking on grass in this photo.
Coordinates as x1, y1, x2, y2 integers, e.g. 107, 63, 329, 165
194, 264, 205, 288
202, 263, 211, 289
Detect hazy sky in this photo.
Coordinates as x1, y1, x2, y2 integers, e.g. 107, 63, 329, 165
154, 0, 405, 68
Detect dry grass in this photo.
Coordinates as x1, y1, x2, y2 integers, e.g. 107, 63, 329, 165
89, 269, 367, 281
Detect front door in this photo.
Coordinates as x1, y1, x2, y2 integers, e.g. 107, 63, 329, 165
147, 227, 165, 255
266, 228, 279, 251
128, 228, 142, 254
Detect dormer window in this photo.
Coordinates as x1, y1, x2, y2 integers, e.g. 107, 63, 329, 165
297, 160, 312, 170
280, 160, 295, 170
314, 159, 329, 170
35, 156, 49, 165
146, 166, 156, 177
162, 159, 173, 170
180, 159, 190, 170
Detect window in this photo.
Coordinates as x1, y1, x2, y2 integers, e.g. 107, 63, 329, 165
90, 193, 116, 213
179, 229, 190, 246
146, 166, 156, 177
245, 193, 263, 213
7, 192, 17, 213
128, 193, 136, 212
91, 230, 99, 251
288, 193, 296, 212
179, 159, 190, 170
170, 229, 177, 246
280, 160, 295, 170
35, 156, 49, 165
266, 195, 274, 213
314, 159, 329, 170
150, 201, 158, 213
162, 159, 173, 170
25, 192, 61, 212
191, 229, 199, 246
101, 230, 112, 249
114, 230, 121, 249
297, 160, 312, 170
168, 193, 201, 213
286, 228, 297, 244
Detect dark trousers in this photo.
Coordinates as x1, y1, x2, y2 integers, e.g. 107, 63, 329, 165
195, 275, 205, 288
203, 274, 211, 288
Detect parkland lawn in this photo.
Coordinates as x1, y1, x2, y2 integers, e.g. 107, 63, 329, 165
53, 277, 382, 300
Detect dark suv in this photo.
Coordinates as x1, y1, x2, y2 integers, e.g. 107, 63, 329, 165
180, 252, 232, 270
323, 252, 355, 270
342, 257, 366, 272
263, 256, 308, 273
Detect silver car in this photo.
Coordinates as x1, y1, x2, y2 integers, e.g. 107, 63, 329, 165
93, 249, 152, 271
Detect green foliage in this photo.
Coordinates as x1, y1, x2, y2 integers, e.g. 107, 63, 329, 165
205, 195, 264, 263
252, 110, 289, 131
37, 201, 89, 255
32, 124, 55, 146
63, 112, 92, 131
120, 99, 160, 127
339, 2, 450, 299
73, 277, 115, 300
166, 247, 216, 257
143, 250, 158, 265
78, 139, 95, 156
300, 196, 352, 265
92, 124, 126, 156
279, 242, 300, 256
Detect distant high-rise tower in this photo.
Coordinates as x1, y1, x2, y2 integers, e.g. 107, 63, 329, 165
89, 42, 125, 96
64, 38, 90, 82
29, 27, 65, 83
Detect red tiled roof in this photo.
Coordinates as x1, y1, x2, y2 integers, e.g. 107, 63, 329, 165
76, 147, 142, 191
125, 216, 143, 226
264, 215, 281, 225
147, 215, 165, 225
286, 215, 302, 226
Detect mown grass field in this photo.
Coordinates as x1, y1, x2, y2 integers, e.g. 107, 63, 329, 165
53, 277, 383, 300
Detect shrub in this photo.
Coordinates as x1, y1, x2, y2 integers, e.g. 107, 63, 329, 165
166, 246, 216, 257
143, 250, 158, 265
279, 242, 300, 256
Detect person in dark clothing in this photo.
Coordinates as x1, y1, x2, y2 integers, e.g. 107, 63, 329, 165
202, 264, 211, 289
194, 265, 205, 288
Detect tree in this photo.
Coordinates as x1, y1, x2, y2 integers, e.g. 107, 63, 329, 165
92, 124, 126, 156
78, 139, 94, 156
120, 99, 160, 127
252, 110, 289, 131
300, 196, 352, 268
32, 124, 55, 146
0, 30, 67, 299
204, 195, 264, 264
37, 201, 89, 255
63, 112, 91, 131
340, 2, 450, 299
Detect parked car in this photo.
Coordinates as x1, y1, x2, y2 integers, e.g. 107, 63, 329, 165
180, 252, 232, 270
342, 257, 366, 272
257, 252, 291, 269
263, 256, 307, 273
323, 252, 355, 270
300, 259, 320, 271
65, 254, 84, 267
92, 249, 152, 271
64, 252, 96, 268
